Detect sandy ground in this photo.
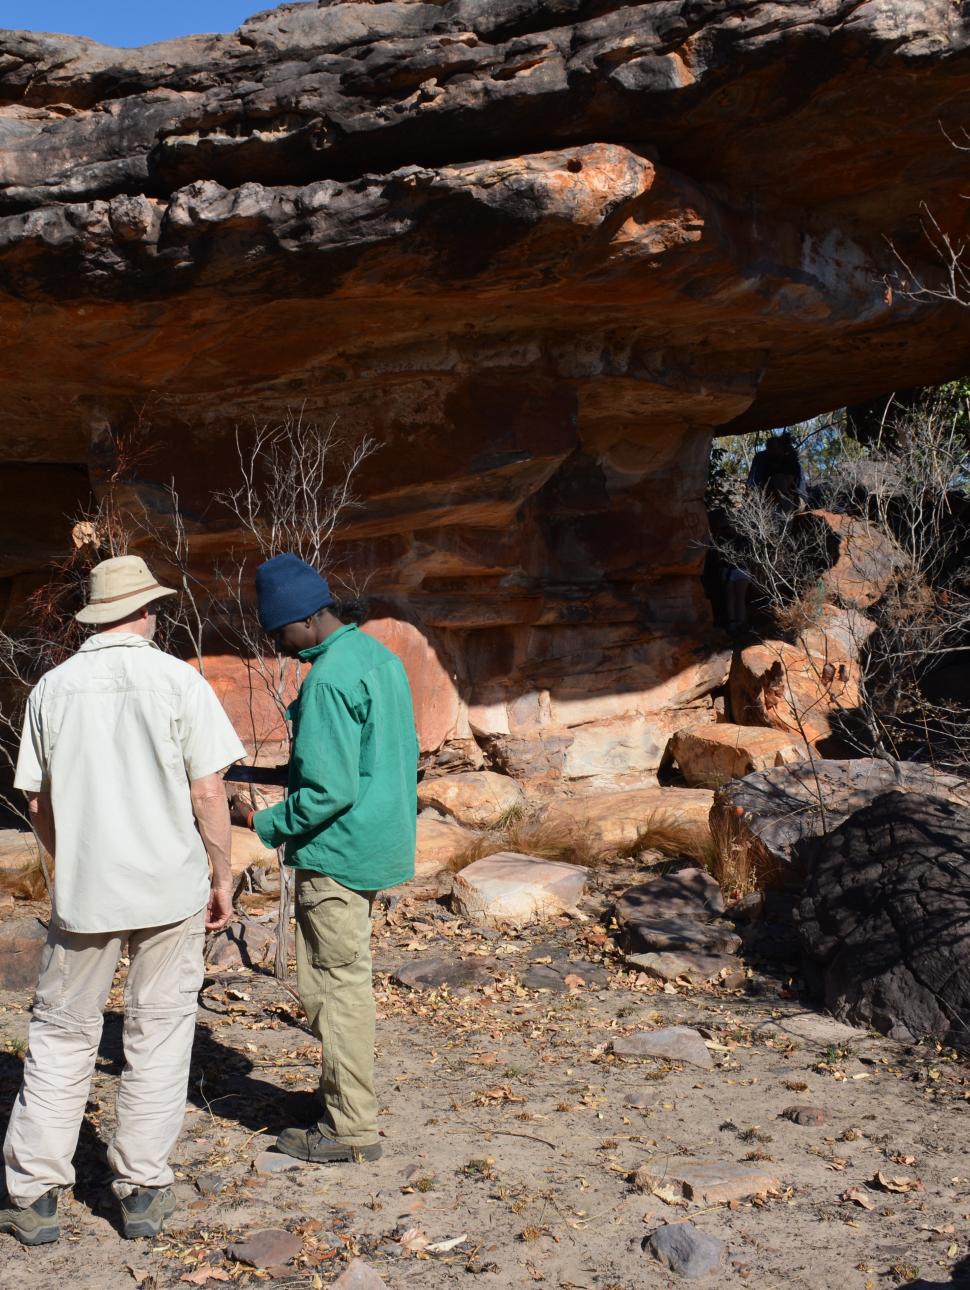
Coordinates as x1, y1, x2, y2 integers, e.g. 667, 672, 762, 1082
0, 862, 968, 1290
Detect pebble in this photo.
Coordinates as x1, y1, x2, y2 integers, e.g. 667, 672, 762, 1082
332, 1258, 390, 1288
612, 1026, 714, 1070
782, 1104, 827, 1126
228, 1228, 303, 1268
253, 1150, 304, 1174
645, 1222, 725, 1278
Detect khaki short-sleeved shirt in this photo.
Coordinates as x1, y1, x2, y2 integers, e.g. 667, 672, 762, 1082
14, 632, 246, 933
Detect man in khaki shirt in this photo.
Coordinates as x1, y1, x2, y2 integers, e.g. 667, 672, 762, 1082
0, 556, 245, 1246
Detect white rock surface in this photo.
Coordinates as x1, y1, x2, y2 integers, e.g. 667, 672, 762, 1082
451, 852, 588, 927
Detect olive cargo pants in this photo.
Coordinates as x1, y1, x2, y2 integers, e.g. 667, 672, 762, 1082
294, 873, 378, 1148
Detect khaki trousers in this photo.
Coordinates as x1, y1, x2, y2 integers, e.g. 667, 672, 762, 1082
294, 872, 378, 1147
3, 909, 205, 1207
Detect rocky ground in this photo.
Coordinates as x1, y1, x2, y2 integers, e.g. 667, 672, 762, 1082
0, 860, 968, 1290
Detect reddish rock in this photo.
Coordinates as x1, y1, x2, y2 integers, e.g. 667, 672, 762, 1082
634, 1160, 779, 1205
727, 638, 860, 748
417, 771, 524, 829
543, 787, 714, 854
414, 817, 475, 878
0, 831, 48, 901
332, 1261, 389, 1290
363, 618, 461, 754
228, 1229, 303, 1269
669, 723, 807, 788
783, 1105, 827, 1126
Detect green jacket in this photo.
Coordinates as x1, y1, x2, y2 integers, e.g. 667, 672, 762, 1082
253, 624, 418, 892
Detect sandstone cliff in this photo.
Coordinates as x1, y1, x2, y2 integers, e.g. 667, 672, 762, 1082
2, 1, 970, 783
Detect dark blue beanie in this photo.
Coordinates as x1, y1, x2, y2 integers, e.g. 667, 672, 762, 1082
255, 554, 335, 634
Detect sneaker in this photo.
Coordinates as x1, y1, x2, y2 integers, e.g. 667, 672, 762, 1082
119, 1186, 177, 1239
0, 1188, 60, 1246
274, 1124, 382, 1164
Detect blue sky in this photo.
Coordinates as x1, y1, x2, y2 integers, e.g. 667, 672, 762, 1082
0, 2, 281, 47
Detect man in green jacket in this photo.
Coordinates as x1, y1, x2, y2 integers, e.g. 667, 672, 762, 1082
230, 554, 417, 1163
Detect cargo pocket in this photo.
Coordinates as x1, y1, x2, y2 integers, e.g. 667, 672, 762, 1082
298, 882, 359, 970
179, 924, 206, 997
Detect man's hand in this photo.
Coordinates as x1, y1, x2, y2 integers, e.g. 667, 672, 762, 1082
228, 795, 253, 829
205, 881, 233, 932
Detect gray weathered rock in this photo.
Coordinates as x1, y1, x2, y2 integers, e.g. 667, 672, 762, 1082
796, 790, 970, 1052
0, 917, 47, 991
645, 1222, 725, 1278
612, 1026, 713, 1069
626, 950, 742, 985
620, 918, 741, 956
392, 957, 494, 992
711, 760, 968, 886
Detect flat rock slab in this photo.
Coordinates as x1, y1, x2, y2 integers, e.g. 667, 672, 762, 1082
228, 1228, 303, 1268
619, 916, 741, 956
612, 1026, 713, 1069
625, 950, 742, 986
669, 721, 807, 789
646, 1222, 726, 1278
392, 957, 494, 991
332, 1260, 389, 1289
0, 917, 47, 991
635, 1160, 779, 1205
541, 787, 715, 853
253, 1150, 305, 1174
617, 867, 725, 919
417, 771, 523, 828
451, 852, 588, 927
752, 1011, 866, 1047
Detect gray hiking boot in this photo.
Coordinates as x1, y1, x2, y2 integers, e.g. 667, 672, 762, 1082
275, 1124, 382, 1164
0, 1188, 60, 1246
119, 1186, 177, 1239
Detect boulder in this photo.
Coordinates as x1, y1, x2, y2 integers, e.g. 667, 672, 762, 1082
813, 510, 901, 610
796, 791, 970, 1052
230, 825, 278, 878
0, 830, 47, 900
727, 638, 859, 748
450, 852, 588, 927
711, 758, 969, 887
614, 867, 724, 925
417, 772, 524, 829
668, 723, 806, 789
542, 787, 715, 854
0, 917, 47, 991
206, 918, 281, 970
414, 816, 476, 878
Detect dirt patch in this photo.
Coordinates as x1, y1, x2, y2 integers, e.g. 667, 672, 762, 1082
0, 863, 968, 1289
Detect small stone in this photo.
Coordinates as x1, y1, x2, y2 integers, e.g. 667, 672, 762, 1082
634, 1160, 779, 1205
782, 1104, 826, 1126
612, 1027, 713, 1070
195, 1172, 226, 1195
392, 957, 494, 991
332, 1258, 390, 1289
624, 1092, 653, 1110
621, 917, 741, 956
645, 1222, 725, 1278
253, 1150, 305, 1174
228, 1228, 303, 1268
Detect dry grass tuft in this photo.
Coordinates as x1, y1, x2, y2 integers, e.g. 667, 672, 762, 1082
619, 808, 714, 865
706, 808, 760, 894
448, 811, 604, 874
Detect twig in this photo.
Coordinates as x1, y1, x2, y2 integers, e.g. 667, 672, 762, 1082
449, 1117, 557, 1149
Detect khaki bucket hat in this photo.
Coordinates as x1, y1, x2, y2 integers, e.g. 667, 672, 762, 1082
75, 555, 176, 626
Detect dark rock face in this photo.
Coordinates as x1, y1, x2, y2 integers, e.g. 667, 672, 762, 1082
711, 759, 969, 886
3, 3, 970, 784
796, 791, 970, 1052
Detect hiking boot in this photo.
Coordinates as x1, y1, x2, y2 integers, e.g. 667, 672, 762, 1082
119, 1186, 177, 1239
0, 1188, 60, 1246
274, 1124, 382, 1164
